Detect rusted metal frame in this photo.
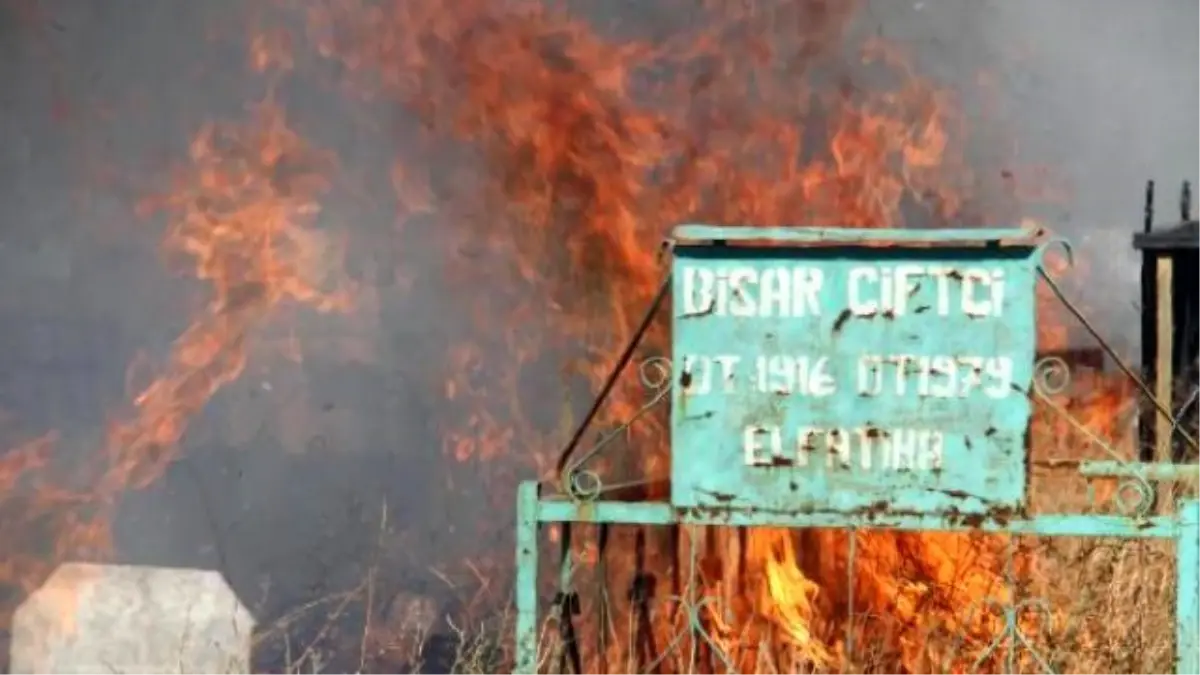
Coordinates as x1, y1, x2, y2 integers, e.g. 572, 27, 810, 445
531, 493, 1189, 539
1078, 460, 1199, 484
595, 523, 610, 673
515, 482, 540, 674
516, 484, 1200, 674
516, 221, 1200, 672
558, 358, 673, 502
1037, 265, 1198, 451
552, 274, 671, 494
550, 523, 582, 674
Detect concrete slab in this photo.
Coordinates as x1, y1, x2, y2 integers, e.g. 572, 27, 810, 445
11, 563, 254, 674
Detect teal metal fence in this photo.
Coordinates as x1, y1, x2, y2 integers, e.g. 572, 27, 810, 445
514, 226, 1200, 674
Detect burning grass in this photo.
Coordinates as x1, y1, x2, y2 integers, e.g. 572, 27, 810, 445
239, 370, 1195, 674
0, 0, 1196, 673
246, 514, 1185, 673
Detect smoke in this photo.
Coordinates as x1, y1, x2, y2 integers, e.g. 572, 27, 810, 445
860, 0, 1199, 352
0, 1, 453, 668
0, 0, 1196, 670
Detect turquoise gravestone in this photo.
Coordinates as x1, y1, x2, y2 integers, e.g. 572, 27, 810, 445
512, 226, 1200, 675
670, 226, 1039, 516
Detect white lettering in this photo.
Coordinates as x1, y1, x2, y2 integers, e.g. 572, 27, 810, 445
893, 264, 925, 316
856, 355, 1016, 399
743, 426, 783, 466
857, 356, 883, 396
930, 355, 957, 398
727, 268, 756, 317
989, 269, 1006, 316
794, 427, 816, 467
754, 356, 835, 396
891, 428, 917, 471
844, 264, 1008, 318
677, 265, 824, 318
794, 268, 824, 316
744, 426, 947, 471
848, 267, 878, 315
827, 429, 851, 468
681, 264, 1008, 319
680, 354, 741, 395
961, 268, 993, 317
984, 356, 1015, 399
681, 267, 715, 316
759, 268, 790, 318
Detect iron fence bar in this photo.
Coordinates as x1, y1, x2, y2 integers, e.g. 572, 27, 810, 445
518, 486, 1200, 674
1079, 460, 1200, 483
553, 275, 671, 489
533, 493, 1188, 539
1037, 266, 1198, 451
515, 482, 540, 674
1178, 500, 1200, 675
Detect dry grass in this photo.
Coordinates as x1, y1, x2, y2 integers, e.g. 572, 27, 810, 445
251, 501, 1191, 674
246, 377, 1197, 674
244, 481, 1196, 674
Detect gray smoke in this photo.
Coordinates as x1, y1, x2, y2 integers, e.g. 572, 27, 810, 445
863, 0, 1198, 353
0, 2, 452, 669
0, 0, 1196, 670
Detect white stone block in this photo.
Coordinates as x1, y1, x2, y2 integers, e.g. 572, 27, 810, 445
11, 563, 254, 674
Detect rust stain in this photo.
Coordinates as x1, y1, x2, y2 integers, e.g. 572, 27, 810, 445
832, 308, 852, 332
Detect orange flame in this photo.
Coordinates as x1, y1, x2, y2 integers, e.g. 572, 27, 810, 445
0, 1, 1144, 671
0, 86, 349, 630
303, 0, 1037, 670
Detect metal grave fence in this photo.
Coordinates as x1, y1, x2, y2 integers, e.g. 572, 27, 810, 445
514, 226, 1200, 674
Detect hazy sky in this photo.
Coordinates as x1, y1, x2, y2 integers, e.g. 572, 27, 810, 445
0, 2, 1195, 668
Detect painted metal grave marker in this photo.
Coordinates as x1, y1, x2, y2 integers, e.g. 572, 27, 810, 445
670, 226, 1041, 516
516, 225, 1200, 674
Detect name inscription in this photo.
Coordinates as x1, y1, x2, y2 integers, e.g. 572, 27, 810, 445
677, 262, 1018, 470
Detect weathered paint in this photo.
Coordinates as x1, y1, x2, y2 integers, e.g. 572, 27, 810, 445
1178, 500, 1199, 675
533, 495, 1188, 539
672, 224, 1038, 245
1080, 460, 1200, 484
515, 489, 1200, 674
671, 228, 1042, 516
513, 227, 1197, 673
514, 482, 539, 675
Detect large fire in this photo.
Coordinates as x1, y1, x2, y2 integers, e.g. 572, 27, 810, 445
0, 87, 351, 633
301, 0, 1130, 672
0, 0, 1151, 673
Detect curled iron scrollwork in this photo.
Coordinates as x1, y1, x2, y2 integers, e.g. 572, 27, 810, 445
560, 357, 674, 502
1033, 356, 1072, 397
1033, 354, 1160, 517
639, 356, 673, 394
969, 597, 1056, 674
1034, 237, 1075, 278
1113, 477, 1155, 519
567, 469, 604, 502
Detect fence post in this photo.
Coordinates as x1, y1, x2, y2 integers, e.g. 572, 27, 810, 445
1178, 499, 1199, 675
515, 481, 540, 674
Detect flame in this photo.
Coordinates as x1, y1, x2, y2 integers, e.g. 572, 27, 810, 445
0, 1, 1146, 671
0, 69, 349, 631
302, 0, 1040, 670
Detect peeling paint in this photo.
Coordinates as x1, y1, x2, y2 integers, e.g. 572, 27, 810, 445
670, 230, 1042, 517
